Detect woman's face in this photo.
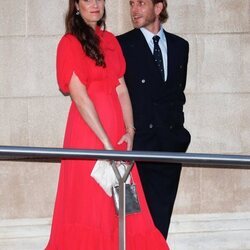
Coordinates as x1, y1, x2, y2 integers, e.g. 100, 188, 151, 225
75, 0, 105, 28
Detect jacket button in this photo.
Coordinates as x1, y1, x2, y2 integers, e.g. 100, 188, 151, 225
149, 123, 154, 129
169, 125, 173, 129
141, 79, 146, 83
180, 65, 183, 69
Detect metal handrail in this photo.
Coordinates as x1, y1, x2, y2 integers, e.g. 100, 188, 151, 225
1, 145, 250, 250
1, 145, 250, 167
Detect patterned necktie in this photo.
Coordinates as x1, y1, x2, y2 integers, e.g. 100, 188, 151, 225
153, 35, 164, 80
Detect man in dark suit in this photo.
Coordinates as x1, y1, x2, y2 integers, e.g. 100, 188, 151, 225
117, 0, 191, 238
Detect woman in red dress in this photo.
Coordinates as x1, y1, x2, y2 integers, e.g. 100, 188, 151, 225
45, 0, 170, 249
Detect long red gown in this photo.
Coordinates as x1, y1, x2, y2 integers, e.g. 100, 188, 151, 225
45, 27, 169, 250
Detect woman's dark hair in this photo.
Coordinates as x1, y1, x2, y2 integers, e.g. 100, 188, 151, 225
65, 0, 106, 67
152, 0, 168, 23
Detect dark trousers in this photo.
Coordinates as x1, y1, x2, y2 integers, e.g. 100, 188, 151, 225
133, 127, 190, 238
137, 161, 182, 238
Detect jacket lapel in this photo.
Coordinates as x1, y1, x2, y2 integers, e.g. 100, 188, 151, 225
131, 29, 164, 83
164, 31, 176, 83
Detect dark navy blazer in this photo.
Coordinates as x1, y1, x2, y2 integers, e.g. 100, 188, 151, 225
117, 29, 191, 153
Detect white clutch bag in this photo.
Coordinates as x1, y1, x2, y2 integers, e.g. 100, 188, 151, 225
90, 160, 131, 197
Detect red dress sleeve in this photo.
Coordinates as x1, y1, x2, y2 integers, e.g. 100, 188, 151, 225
56, 34, 88, 94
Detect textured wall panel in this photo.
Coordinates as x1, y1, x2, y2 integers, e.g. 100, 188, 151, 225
27, 96, 69, 147
197, 34, 250, 93
185, 93, 250, 154
27, 0, 66, 35
0, 99, 28, 145
167, 0, 250, 34
0, 162, 59, 219
0, 0, 26, 36
0, 38, 29, 97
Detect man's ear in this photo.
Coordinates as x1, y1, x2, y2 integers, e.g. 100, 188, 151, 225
154, 2, 163, 16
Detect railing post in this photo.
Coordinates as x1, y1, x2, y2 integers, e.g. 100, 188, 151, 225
111, 161, 133, 250
118, 179, 126, 250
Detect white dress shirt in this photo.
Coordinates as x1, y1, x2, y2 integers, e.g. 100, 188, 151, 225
140, 27, 168, 81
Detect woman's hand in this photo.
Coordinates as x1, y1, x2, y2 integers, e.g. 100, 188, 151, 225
117, 130, 135, 151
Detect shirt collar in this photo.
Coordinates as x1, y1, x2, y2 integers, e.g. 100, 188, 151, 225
140, 26, 166, 45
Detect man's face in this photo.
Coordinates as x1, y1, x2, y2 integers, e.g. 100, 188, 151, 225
129, 0, 159, 30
